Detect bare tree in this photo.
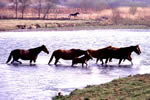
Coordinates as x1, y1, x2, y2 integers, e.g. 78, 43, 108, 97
10, 0, 19, 19
43, 0, 56, 19
19, 0, 30, 19
129, 6, 137, 15
37, 0, 42, 19
112, 8, 121, 25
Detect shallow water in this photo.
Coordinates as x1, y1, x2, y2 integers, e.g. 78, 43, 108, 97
0, 29, 150, 100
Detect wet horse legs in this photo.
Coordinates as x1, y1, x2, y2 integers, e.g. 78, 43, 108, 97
11, 56, 22, 64
127, 56, 133, 65
54, 58, 60, 66
96, 58, 104, 65
119, 59, 123, 65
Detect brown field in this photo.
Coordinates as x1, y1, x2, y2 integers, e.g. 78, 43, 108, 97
1, 7, 150, 31
1, 7, 150, 20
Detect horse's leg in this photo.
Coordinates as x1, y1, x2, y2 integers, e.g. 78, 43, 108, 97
119, 59, 122, 65
131, 61, 133, 65
30, 60, 32, 65
72, 60, 75, 66
68, 15, 71, 19
85, 62, 88, 68
33, 58, 36, 64
101, 59, 104, 65
11, 60, 15, 64
123, 59, 126, 62
12, 56, 21, 64
17, 60, 22, 64
109, 58, 112, 62
127, 56, 133, 65
11, 60, 22, 64
82, 63, 84, 68
105, 58, 109, 64
11, 56, 17, 64
54, 58, 60, 66
96, 58, 99, 64
71, 63, 74, 66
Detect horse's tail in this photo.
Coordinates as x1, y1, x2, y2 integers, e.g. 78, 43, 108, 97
48, 51, 55, 64
68, 14, 71, 18
6, 51, 13, 64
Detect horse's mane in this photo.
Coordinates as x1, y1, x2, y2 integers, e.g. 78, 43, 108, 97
29, 45, 45, 54
120, 46, 134, 50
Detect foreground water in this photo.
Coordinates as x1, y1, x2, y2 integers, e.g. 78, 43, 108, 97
0, 29, 150, 100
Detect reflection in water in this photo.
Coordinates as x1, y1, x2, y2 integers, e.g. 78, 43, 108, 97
0, 29, 150, 99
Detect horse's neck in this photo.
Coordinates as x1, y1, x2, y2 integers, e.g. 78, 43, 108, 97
29, 47, 42, 55
121, 47, 134, 53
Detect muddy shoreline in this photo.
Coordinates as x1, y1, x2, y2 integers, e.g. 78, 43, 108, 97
1, 19, 150, 32
2, 25, 150, 32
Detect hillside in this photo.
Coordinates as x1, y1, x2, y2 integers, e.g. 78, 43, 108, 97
60, 0, 150, 8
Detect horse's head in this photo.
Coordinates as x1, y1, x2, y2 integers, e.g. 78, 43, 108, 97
133, 45, 141, 55
41, 45, 49, 54
85, 51, 93, 60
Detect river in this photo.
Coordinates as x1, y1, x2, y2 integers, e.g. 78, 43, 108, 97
0, 29, 150, 100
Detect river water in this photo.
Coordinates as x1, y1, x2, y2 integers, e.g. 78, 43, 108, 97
0, 29, 150, 100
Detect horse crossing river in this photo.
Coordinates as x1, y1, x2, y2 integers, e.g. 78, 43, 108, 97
0, 29, 149, 99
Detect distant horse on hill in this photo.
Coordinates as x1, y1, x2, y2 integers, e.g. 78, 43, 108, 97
69, 12, 80, 18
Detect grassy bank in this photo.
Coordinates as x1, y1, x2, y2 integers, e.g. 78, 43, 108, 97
1, 19, 150, 32
53, 74, 150, 100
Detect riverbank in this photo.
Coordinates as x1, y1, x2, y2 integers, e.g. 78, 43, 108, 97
53, 74, 150, 100
1, 19, 150, 32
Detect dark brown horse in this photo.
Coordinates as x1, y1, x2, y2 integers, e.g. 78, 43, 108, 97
69, 12, 80, 18
87, 46, 112, 65
72, 51, 92, 67
105, 45, 141, 65
48, 49, 86, 65
6, 45, 49, 64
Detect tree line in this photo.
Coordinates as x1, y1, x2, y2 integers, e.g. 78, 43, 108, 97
0, 0, 140, 21
5, 0, 58, 19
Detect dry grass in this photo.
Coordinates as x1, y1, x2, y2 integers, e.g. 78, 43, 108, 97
0, 19, 95, 31
1, 18, 150, 31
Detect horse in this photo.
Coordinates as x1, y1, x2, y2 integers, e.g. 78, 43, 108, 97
87, 46, 112, 65
105, 45, 141, 65
68, 12, 80, 18
48, 49, 86, 65
6, 45, 49, 65
72, 51, 92, 67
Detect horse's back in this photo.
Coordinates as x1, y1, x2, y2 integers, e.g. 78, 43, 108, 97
52, 49, 69, 58
87, 46, 111, 58
53, 49, 68, 54
52, 49, 85, 60
11, 49, 21, 55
